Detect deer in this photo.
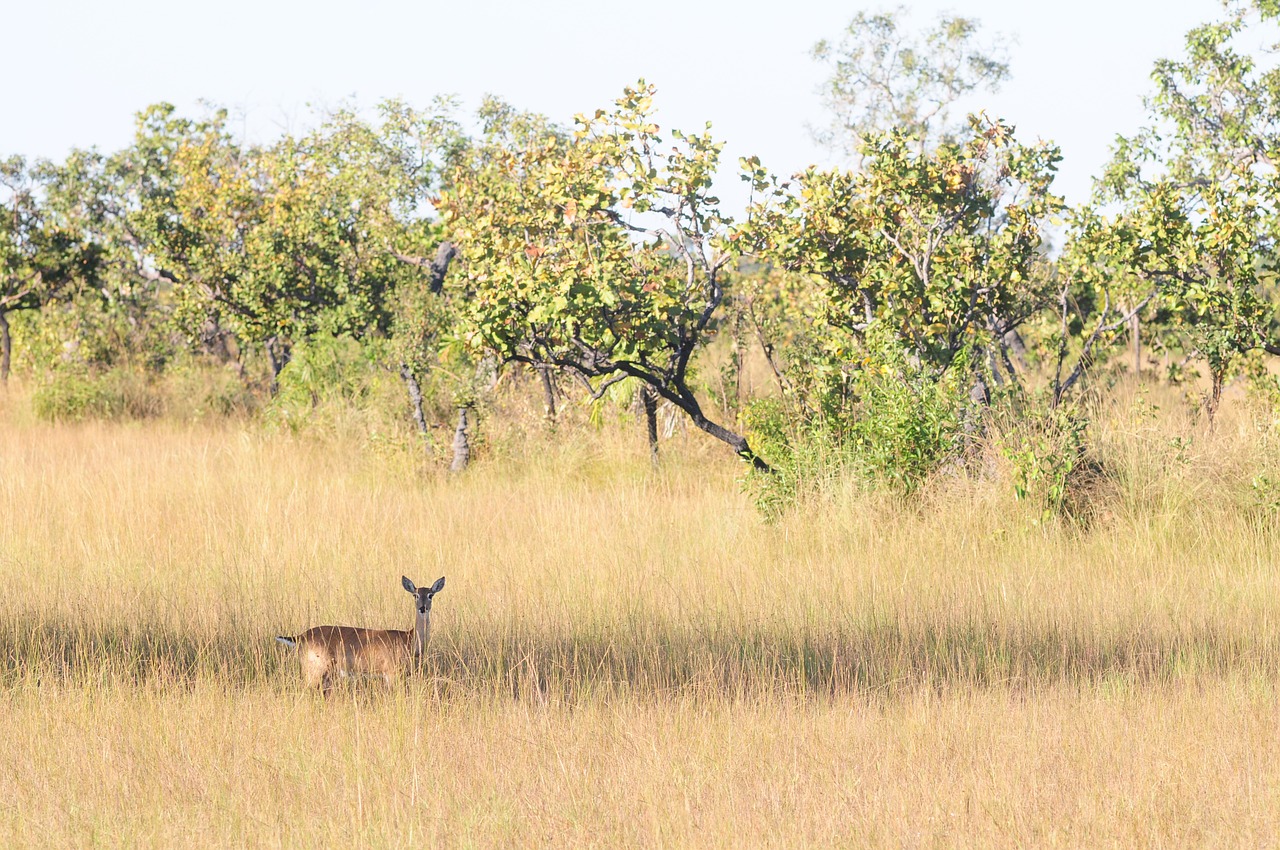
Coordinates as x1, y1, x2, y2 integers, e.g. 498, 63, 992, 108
275, 575, 445, 696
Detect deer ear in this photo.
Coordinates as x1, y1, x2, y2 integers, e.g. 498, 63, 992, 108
430, 576, 446, 594
402, 576, 417, 594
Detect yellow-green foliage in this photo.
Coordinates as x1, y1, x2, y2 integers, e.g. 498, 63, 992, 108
1, 388, 1279, 847
28, 358, 258, 424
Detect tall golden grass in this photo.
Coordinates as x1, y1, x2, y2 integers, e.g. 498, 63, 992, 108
1, 382, 1278, 847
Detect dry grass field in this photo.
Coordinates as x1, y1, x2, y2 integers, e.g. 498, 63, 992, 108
1, 387, 1279, 847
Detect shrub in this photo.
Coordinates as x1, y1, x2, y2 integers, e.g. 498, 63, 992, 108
264, 334, 413, 445
30, 367, 166, 422
993, 401, 1093, 523
31, 372, 121, 422
744, 330, 977, 516
29, 359, 260, 424
842, 336, 971, 492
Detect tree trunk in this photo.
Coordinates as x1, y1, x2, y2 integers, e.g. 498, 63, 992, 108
995, 343, 1022, 392
729, 311, 746, 414
676, 396, 770, 472
1206, 369, 1224, 430
428, 241, 459, 294
1130, 313, 1141, 375
640, 383, 660, 468
969, 375, 990, 407
199, 317, 237, 366
0, 310, 10, 386
962, 374, 991, 449
450, 407, 471, 473
538, 365, 557, 427
1001, 327, 1029, 371
264, 336, 291, 396
400, 363, 429, 437
987, 351, 1005, 388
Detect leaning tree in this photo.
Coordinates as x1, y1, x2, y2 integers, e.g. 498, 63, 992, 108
438, 83, 770, 469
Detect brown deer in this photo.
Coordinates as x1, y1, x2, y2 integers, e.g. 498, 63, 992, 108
275, 576, 445, 696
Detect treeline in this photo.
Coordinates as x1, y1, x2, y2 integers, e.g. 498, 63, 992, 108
5, 2, 1280, 515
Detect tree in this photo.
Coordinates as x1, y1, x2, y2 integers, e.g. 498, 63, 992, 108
0, 157, 101, 383
330, 100, 472, 447
732, 266, 831, 418
812, 7, 1010, 157
26, 118, 211, 375
734, 116, 1060, 494
1065, 1, 1280, 420
1051, 206, 1162, 407
119, 104, 421, 393
438, 83, 770, 469
53, 98, 471, 440
742, 115, 1061, 383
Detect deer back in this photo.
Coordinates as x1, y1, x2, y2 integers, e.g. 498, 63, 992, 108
296, 625, 413, 677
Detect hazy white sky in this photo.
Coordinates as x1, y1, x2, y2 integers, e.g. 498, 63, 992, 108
8, 1, 1224, 209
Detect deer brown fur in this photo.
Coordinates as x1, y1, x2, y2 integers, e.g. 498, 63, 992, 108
276, 575, 444, 696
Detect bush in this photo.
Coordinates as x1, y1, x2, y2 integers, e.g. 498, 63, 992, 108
744, 330, 977, 516
842, 337, 971, 492
31, 372, 120, 422
31, 368, 164, 422
264, 334, 414, 446
29, 359, 259, 424
742, 398, 851, 519
992, 401, 1094, 523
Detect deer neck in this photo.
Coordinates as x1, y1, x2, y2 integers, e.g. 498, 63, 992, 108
412, 608, 431, 657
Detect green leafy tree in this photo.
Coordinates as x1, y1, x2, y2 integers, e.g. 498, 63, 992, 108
25, 115, 218, 374
49, 99, 466, 432
327, 100, 472, 444
743, 115, 1061, 381
1065, 1, 1280, 420
0, 157, 102, 383
119, 104, 425, 392
439, 83, 769, 469
736, 116, 1059, 496
1051, 206, 1162, 406
732, 266, 832, 416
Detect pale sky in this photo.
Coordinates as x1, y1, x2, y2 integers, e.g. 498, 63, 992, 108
7, 1, 1224, 210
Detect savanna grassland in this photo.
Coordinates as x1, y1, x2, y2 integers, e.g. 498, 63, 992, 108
2, 383, 1280, 848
